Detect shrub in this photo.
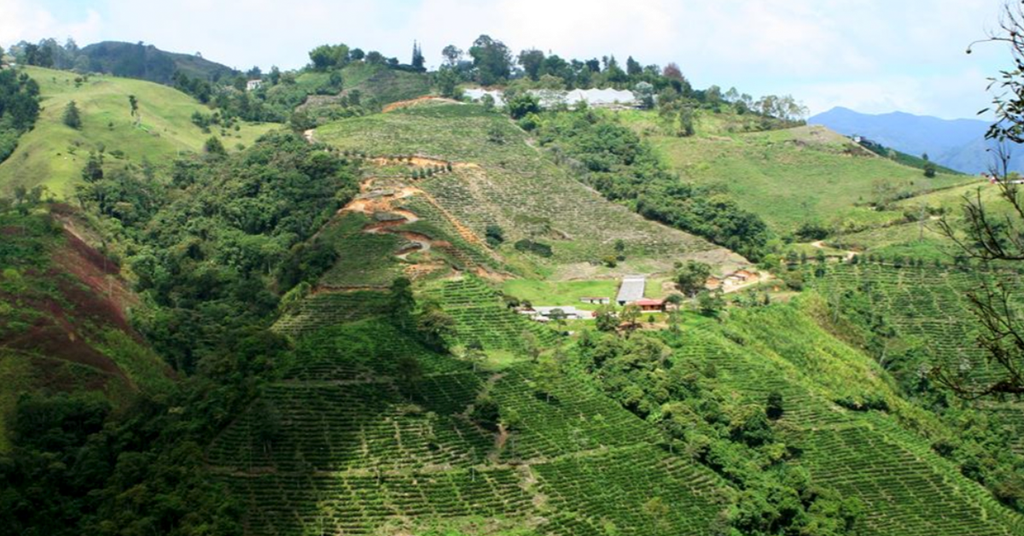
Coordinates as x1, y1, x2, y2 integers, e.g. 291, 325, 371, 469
62, 100, 82, 129
514, 239, 553, 257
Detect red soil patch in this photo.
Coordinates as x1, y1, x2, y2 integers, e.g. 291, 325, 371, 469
0, 224, 169, 389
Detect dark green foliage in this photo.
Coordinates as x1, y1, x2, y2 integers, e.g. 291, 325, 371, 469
469, 35, 513, 86
308, 43, 350, 71
485, 224, 505, 247
796, 222, 830, 241
80, 41, 237, 85
0, 69, 41, 162
203, 135, 226, 156
536, 111, 770, 259
766, 391, 785, 420
434, 66, 461, 100
507, 92, 540, 120
471, 394, 501, 431
277, 239, 339, 291
77, 132, 360, 372
514, 238, 553, 257
62, 100, 82, 129
575, 330, 866, 535
675, 260, 711, 297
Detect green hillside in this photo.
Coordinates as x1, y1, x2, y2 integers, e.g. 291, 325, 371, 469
640, 115, 978, 235
79, 41, 239, 85
4, 33, 1024, 536
0, 66, 277, 198
315, 103, 737, 276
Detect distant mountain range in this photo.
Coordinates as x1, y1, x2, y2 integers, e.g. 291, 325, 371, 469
809, 107, 1020, 174
80, 41, 238, 85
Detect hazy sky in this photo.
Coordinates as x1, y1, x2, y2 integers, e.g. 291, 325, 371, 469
0, 0, 1012, 119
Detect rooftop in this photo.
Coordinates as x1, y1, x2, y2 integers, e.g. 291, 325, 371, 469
616, 275, 646, 304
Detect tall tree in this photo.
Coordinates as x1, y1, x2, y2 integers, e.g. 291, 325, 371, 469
411, 41, 425, 71
441, 45, 463, 67
518, 49, 545, 81
626, 56, 642, 77
469, 35, 512, 86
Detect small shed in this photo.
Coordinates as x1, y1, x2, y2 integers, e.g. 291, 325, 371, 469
580, 297, 611, 305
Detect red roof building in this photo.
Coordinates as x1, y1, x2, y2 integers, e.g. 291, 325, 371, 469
635, 298, 666, 312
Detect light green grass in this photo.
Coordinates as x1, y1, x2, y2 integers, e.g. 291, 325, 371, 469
0, 66, 279, 198
648, 121, 978, 235
501, 279, 618, 309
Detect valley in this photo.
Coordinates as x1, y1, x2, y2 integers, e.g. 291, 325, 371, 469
1, 26, 1023, 536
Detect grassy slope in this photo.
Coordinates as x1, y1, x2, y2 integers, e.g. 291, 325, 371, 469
316, 103, 739, 277
626, 110, 978, 235
0, 66, 277, 198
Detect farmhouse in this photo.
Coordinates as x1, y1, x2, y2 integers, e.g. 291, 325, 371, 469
580, 297, 610, 305
635, 298, 665, 312
616, 275, 646, 305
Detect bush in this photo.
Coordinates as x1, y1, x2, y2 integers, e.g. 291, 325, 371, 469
513, 239, 553, 257
506, 92, 540, 120
485, 224, 505, 247
62, 100, 82, 129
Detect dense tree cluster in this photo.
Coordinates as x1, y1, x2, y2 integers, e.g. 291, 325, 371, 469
74, 132, 359, 372
0, 68, 41, 163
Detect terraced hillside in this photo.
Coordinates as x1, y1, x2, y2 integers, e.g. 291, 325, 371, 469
645, 304, 1024, 536
0, 66, 277, 197
213, 319, 727, 536
315, 103, 737, 272
808, 264, 1024, 476
428, 276, 559, 353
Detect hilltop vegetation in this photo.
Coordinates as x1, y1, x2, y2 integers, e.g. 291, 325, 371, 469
0, 66, 276, 198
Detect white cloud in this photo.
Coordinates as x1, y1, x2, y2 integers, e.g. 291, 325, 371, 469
0, 0, 102, 46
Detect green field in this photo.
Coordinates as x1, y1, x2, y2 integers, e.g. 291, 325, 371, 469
644, 119, 978, 235
0, 66, 278, 198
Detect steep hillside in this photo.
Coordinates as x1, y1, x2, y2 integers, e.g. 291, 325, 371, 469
315, 103, 739, 277
0, 207, 172, 451
0, 67, 277, 198
80, 41, 238, 85
645, 119, 977, 236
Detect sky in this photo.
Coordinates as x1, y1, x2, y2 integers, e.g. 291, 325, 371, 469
0, 0, 1013, 119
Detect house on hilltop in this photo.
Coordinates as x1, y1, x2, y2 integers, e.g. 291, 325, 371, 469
246, 79, 263, 92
